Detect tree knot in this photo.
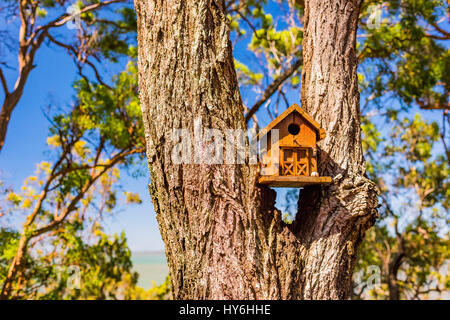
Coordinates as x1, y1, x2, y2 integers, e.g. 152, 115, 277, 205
333, 173, 379, 221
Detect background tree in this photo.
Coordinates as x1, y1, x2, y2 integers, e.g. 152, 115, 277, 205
0, 0, 135, 152
0, 0, 171, 300
259, 0, 449, 300
0, 63, 146, 299
352, 114, 449, 300
350, 0, 450, 300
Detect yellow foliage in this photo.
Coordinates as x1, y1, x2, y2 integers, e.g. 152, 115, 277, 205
112, 167, 120, 179
46, 135, 61, 147
124, 192, 142, 204
74, 140, 88, 159
22, 198, 32, 209
37, 162, 52, 174
6, 192, 22, 206
25, 176, 38, 184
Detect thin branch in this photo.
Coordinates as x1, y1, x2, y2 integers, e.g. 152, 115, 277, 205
245, 58, 302, 123
32, 147, 144, 237
30, 0, 124, 45
0, 145, 144, 299
441, 110, 450, 164
47, 34, 112, 89
279, 89, 290, 109
425, 33, 450, 40
429, 21, 450, 38
236, 11, 263, 40
416, 97, 450, 110
0, 68, 8, 95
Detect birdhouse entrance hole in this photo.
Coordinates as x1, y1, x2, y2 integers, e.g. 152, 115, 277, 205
288, 123, 300, 135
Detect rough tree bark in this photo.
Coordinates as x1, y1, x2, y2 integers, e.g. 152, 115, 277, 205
293, 0, 379, 299
135, 0, 378, 299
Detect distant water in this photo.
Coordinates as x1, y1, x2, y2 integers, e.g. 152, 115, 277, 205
131, 251, 169, 289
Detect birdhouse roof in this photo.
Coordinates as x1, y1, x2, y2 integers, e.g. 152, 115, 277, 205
255, 103, 326, 141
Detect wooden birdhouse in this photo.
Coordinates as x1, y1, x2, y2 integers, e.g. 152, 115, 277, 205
257, 103, 332, 188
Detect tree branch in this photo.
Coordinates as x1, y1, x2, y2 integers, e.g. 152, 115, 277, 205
416, 97, 450, 110
30, 0, 125, 44
425, 21, 450, 40
0, 0, 124, 153
47, 34, 112, 89
0, 145, 144, 299
245, 58, 302, 123
0, 68, 8, 95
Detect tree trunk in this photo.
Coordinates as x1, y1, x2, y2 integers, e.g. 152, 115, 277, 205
0, 66, 33, 153
135, 0, 378, 299
292, 0, 379, 299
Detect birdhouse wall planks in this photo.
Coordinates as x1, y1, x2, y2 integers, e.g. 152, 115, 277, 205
257, 103, 332, 188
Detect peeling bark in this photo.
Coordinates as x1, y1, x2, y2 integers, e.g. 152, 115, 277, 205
135, 0, 378, 299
